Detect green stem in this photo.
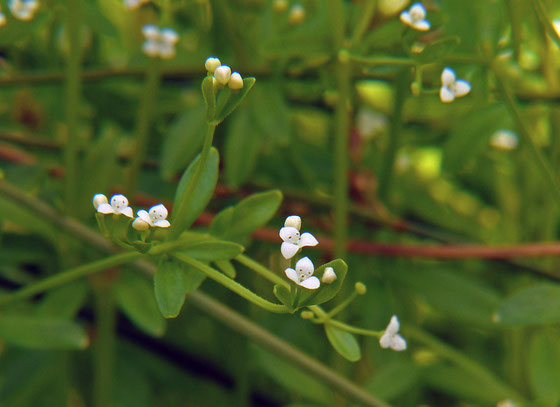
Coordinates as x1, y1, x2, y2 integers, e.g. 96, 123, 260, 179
349, 1, 376, 47
174, 253, 290, 313
93, 284, 116, 407
532, 0, 560, 50
403, 325, 526, 402
168, 123, 216, 239
125, 59, 161, 194
348, 55, 415, 67
0, 252, 142, 306
64, 0, 83, 214
235, 254, 288, 287
318, 291, 359, 322
328, 320, 382, 337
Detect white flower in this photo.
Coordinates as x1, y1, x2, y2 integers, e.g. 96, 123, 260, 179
142, 25, 179, 59
205, 57, 221, 74
124, 0, 149, 9
284, 257, 320, 290
228, 72, 244, 90
399, 2, 430, 31
321, 267, 337, 284
288, 3, 305, 25
439, 67, 471, 103
356, 108, 388, 140
133, 204, 171, 229
490, 130, 518, 150
0, 12, 6, 27
214, 65, 231, 85
8, 0, 39, 21
379, 315, 407, 351
279, 216, 318, 259
95, 194, 133, 218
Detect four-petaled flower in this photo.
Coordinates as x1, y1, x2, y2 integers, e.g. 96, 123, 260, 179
94, 194, 134, 218
285, 257, 320, 290
142, 25, 179, 59
400, 2, 430, 31
133, 204, 171, 230
279, 215, 318, 259
440, 67, 471, 103
8, 0, 39, 21
379, 315, 407, 351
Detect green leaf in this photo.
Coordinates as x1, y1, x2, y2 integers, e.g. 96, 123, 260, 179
202, 76, 216, 122
214, 259, 237, 279
36, 280, 89, 319
210, 190, 282, 244
180, 240, 244, 261
0, 314, 88, 350
296, 259, 348, 308
366, 360, 422, 401
529, 330, 560, 405
273, 284, 295, 312
496, 283, 560, 325
154, 260, 189, 318
160, 103, 207, 179
210, 78, 256, 125
172, 148, 219, 233
114, 271, 166, 336
224, 106, 261, 188
324, 325, 361, 362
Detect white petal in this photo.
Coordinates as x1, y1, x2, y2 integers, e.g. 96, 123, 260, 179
143, 41, 159, 57
390, 335, 407, 351
119, 207, 134, 218
379, 332, 392, 349
299, 232, 319, 247
284, 268, 300, 284
284, 215, 301, 230
97, 203, 115, 214
137, 210, 151, 224
295, 257, 314, 275
386, 315, 400, 335
132, 218, 150, 231
149, 204, 168, 222
153, 219, 171, 228
453, 79, 471, 97
92, 194, 108, 209
440, 86, 455, 103
142, 24, 159, 41
281, 242, 300, 259
110, 194, 129, 211
441, 67, 456, 87
409, 3, 426, 20
279, 226, 300, 243
299, 276, 320, 290
158, 44, 176, 59
413, 19, 430, 31
160, 28, 179, 45
399, 10, 412, 25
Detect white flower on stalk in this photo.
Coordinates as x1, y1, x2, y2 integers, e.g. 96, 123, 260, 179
285, 257, 320, 290
205, 57, 221, 74
142, 25, 179, 59
379, 315, 407, 351
133, 204, 171, 230
8, 0, 39, 21
279, 215, 319, 259
94, 194, 133, 218
399, 2, 430, 31
439, 67, 471, 103
124, 0, 149, 9
321, 267, 337, 284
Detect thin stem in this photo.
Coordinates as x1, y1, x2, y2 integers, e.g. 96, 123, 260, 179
319, 291, 359, 322
64, 0, 83, 214
532, 0, 560, 50
93, 284, 116, 407
168, 123, 216, 239
348, 55, 415, 67
125, 59, 161, 194
235, 254, 288, 287
327, 320, 382, 337
174, 253, 290, 314
349, 1, 376, 47
0, 251, 142, 306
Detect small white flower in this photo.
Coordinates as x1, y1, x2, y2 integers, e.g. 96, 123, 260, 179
0, 12, 6, 27
379, 315, 407, 351
124, 0, 149, 9
399, 2, 430, 31
285, 257, 320, 290
228, 72, 244, 90
321, 267, 337, 284
439, 67, 471, 103
9, 0, 39, 21
279, 216, 318, 259
142, 25, 179, 59
205, 57, 221, 74
214, 65, 232, 85
490, 130, 518, 151
356, 108, 388, 140
95, 194, 134, 218
134, 204, 171, 229
288, 3, 305, 25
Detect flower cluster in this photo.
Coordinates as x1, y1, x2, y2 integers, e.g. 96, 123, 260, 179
7, 0, 39, 22
379, 315, 407, 351
205, 57, 244, 90
440, 67, 471, 103
142, 25, 179, 59
93, 193, 171, 230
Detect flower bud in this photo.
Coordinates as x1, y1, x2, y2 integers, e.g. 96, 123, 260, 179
214, 65, 231, 85
300, 310, 314, 319
132, 217, 150, 231
228, 72, 244, 90
273, 0, 288, 13
354, 282, 367, 295
92, 194, 108, 209
205, 57, 221, 74
288, 4, 305, 25
284, 215, 301, 230
321, 267, 337, 284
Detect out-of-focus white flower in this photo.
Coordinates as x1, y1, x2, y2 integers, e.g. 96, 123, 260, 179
439, 67, 471, 103
214, 65, 232, 85
228, 72, 244, 90
285, 257, 320, 289
288, 3, 305, 25
0, 12, 6, 27
279, 215, 319, 259
133, 204, 171, 229
379, 315, 407, 351
142, 25, 179, 59
321, 267, 337, 284
356, 108, 389, 140
205, 57, 221, 74
400, 2, 429, 31
124, 0, 149, 10
95, 194, 134, 218
490, 130, 518, 151
8, 0, 39, 21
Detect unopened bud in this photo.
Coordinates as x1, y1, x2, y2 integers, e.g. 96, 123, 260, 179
355, 282, 367, 295
288, 4, 305, 25
228, 72, 244, 90
273, 0, 288, 13
205, 57, 221, 74
410, 81, 421, 97
214, 65, 231, 85
92, 194, 108, 209
322, 267, 337, 284
284, 215, 301, 230
300, 310, 314, 319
